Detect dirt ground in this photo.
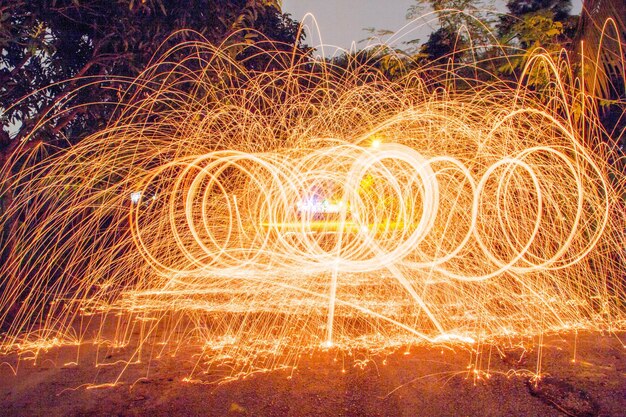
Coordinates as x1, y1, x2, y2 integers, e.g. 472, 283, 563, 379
0, 330, 624, 417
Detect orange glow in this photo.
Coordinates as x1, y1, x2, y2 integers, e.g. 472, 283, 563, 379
0, 29, 624, 383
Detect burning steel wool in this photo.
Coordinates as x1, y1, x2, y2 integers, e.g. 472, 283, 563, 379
0, 35, 624, 382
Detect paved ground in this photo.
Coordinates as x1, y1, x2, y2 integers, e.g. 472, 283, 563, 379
0, 331, 624, 416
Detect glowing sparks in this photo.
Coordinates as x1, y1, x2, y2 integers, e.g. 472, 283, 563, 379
0, 32, 624, 382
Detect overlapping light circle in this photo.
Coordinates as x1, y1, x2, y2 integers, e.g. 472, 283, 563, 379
0, 38, 623, 374
130, 141, 609, 283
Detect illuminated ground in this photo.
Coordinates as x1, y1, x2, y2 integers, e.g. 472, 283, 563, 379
0, 331, 624, 416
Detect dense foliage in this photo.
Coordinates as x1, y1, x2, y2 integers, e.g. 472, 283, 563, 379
0, 0, 305, 159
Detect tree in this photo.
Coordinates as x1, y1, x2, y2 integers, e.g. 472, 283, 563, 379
496, 0, 578, 75
499, 0, 573, 40
575, 0, 626, 151
420, 26, 468, 62
407, 0, 496, 58
575, 0, 625, 103
0, 0, 305, 164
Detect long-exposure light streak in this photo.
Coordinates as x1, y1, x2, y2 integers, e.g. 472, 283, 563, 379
0, 31, 624, 382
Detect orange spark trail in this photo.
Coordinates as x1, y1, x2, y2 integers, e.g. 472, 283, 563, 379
0, 31, 624, 381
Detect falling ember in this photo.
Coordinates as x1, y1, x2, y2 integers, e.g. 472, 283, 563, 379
0, 34, 624, 383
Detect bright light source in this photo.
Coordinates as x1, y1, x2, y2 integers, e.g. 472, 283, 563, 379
297, 198, 342, 214
130, 191, 142, 204
371, 138, 382, 149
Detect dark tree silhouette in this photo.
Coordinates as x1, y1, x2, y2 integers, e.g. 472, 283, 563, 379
574, 0, 625, 150
496, 0, 578, 76
0, 0, 305, 163
575, 0, 625, 100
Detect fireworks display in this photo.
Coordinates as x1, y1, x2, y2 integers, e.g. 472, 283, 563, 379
0, 33, 624, 382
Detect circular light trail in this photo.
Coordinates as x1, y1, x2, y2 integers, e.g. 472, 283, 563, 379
0, 37, 624, 380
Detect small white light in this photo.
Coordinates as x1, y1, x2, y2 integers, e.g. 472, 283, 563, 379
296, 198, 342, 214
130, 191, 142, 204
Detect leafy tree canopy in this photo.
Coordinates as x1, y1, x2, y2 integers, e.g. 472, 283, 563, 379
497, 0, 576, 48
0, 0, 305, 157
